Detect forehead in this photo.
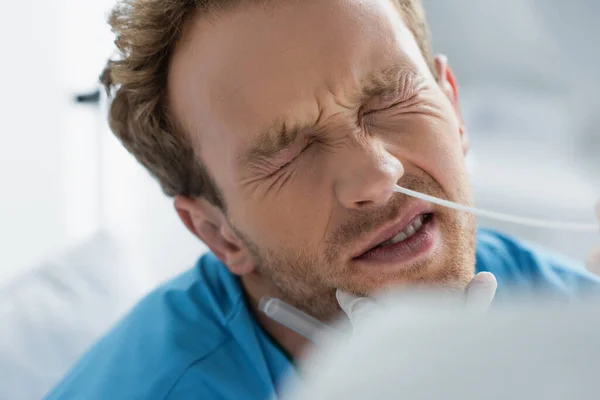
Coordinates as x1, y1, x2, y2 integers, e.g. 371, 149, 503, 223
168, 0, 430, 159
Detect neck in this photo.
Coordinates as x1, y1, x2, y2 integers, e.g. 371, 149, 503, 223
241, 274, 312, 360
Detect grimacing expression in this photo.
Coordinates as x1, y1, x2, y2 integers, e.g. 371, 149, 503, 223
170, 0, 476, 319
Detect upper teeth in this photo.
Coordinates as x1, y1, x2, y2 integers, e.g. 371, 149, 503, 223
378, 215, 425, 247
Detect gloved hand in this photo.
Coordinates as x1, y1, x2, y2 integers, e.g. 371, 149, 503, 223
336, 272, 498, 327
586, 202, 600, 272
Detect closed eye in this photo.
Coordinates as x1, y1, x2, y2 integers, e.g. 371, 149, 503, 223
365, 91, 423, 114
274, 140, 313, 169
363, 101, 403, 115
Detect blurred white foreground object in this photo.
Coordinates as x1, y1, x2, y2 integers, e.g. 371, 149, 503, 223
283, 295, 600, 400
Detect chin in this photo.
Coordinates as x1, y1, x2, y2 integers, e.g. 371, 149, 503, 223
341, 251, 475, 297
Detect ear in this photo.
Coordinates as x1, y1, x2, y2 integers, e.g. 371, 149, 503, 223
434, 55, 469, 155
174, 196, 255, 275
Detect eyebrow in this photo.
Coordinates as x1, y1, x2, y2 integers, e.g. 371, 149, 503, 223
359, 63, 420, 103
239, 64, 419, 165
238, 118, 305, 166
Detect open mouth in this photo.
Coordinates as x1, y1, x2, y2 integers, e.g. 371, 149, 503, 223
354, 212, 437, 265
370, 213, 434, 250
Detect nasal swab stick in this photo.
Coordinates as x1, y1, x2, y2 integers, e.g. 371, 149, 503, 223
394, 185, 599, 233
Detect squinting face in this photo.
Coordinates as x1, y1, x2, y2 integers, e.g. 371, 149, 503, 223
170, 0, 476, 320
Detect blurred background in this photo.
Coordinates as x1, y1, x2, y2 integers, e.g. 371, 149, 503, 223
0, 0, 598, 398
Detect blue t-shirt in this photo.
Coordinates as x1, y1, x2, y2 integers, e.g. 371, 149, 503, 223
45, 230, 599, 399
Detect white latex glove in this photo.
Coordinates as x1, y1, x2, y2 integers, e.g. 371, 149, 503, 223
336, 272, 498, 327
586, 202, 600, 272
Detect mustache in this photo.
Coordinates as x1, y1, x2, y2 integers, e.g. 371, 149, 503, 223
325, 175, 447, 258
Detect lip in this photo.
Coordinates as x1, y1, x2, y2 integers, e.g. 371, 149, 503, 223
351, 200, 434, 259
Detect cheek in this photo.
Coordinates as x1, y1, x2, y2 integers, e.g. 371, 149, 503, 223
204, 139, 334, 255
418, 127, 468, 203
418, 119, 466, 188
228, 175, 335, 254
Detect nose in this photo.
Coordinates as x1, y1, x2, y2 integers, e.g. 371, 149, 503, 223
333, 143, 404, 210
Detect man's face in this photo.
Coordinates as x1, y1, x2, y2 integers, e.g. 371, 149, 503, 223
170, 0, 476, 319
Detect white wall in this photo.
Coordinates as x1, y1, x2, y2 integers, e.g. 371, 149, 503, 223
0, 1, 69, 283
1, 0, 118, 285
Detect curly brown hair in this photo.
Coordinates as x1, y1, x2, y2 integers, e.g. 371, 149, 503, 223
101, 0, 434, 210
